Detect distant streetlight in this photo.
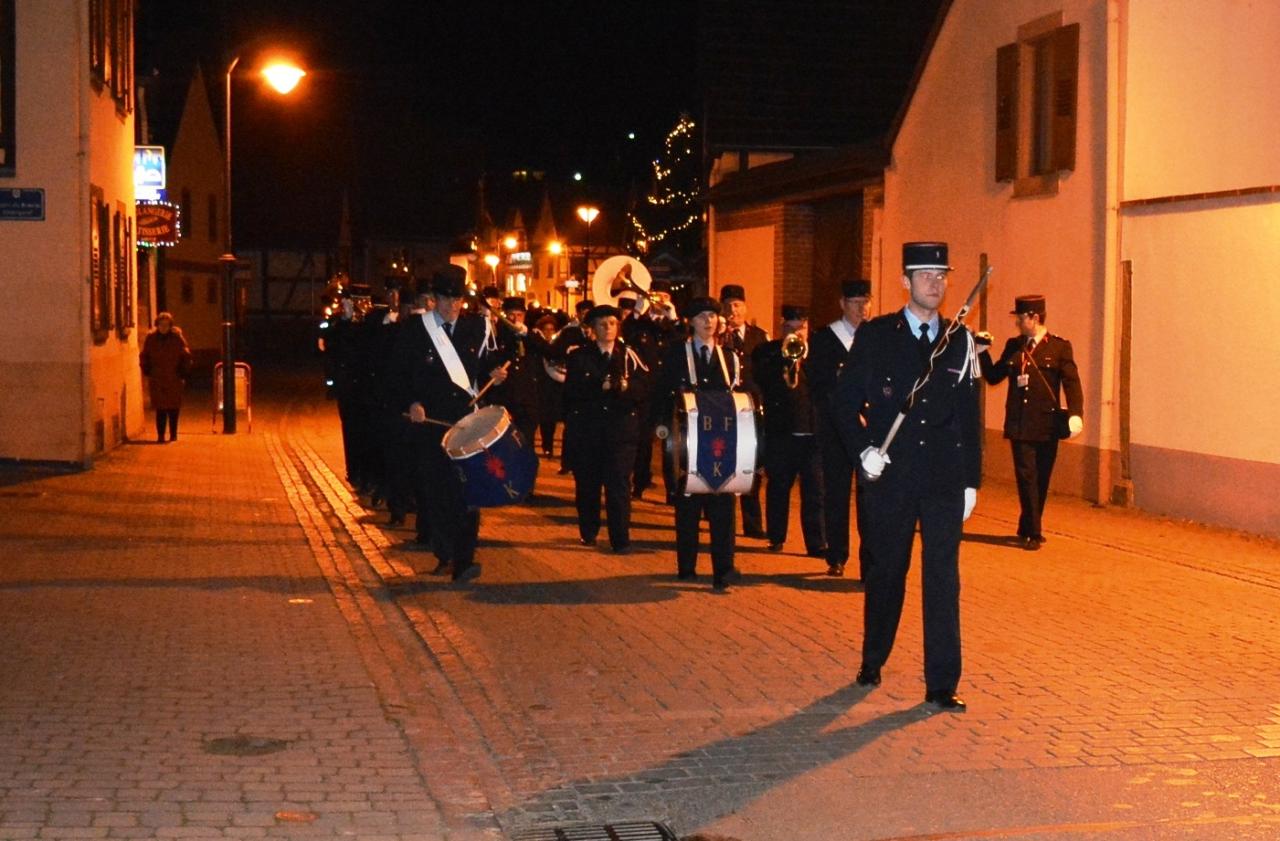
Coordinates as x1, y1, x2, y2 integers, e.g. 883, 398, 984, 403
577, 206, 599, 283
221, 51, 306, 434
503, 234, 518, 250
483, 253, 500, 288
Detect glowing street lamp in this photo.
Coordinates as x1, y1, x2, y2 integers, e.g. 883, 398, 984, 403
483, 253, 500, 287
220, 51, 306, 434
577, 205, 600, 282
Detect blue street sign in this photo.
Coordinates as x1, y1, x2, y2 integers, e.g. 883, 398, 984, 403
0, 188, 45, 221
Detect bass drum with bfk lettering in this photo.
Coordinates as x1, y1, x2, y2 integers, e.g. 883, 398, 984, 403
663, 389, 762, 496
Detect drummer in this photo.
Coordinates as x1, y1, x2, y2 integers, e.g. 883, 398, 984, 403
390, 265, 508, 584
563, 304, 653, 552
652, 296, 746, 592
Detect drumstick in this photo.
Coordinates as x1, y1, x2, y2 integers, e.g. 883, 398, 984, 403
400, 412, 453, 429
468, 361, 511, 407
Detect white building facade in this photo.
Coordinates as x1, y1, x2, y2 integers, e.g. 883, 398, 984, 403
0, 1, 141, 464
880, 0, 1280, 536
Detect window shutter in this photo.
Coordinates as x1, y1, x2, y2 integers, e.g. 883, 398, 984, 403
1050, 23, 1079, 172
995, 43, 1019, 182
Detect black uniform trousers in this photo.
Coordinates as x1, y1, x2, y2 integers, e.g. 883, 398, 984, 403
632, 419, 659, 494
859, 480, 963, 695
675, 493, 737, 579
574, 439, 638, 549
337, 396, 373, 489
411, 428, 479, 572
1011, 438, 1058, 540
739, 485, 764, 536
818, 423, 870, 577
764, 434, 825, 553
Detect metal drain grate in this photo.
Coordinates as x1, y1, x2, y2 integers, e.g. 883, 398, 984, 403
510, 821, 679, 841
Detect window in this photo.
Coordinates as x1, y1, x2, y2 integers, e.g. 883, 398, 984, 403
90, 187, 111, 341
181, 276, 194, 304
90, 0, 133, 113
207, 193, 218, 241
996, 15, 1078, 196
0, 0, 15, 176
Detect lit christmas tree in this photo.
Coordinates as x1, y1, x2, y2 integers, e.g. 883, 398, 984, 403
628, 113, 702, 257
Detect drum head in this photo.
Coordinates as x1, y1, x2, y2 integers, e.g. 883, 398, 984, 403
442, 405, 509, 458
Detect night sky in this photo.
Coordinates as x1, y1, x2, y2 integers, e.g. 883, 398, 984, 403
136, 0, 700, 247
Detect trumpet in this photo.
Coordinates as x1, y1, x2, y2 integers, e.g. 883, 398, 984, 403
782, 333, 806, 389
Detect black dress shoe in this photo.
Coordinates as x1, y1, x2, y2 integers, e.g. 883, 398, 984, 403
430, 560, 452, 576
452, 563, 481, 584
720, 567, 742, 585
744, 528, 767, 539
767, 542, 784, 552
579, 535, 597, 547
925, 691, 967, 711
711, 578, 730, 592
612, 543, 631, 554
1033, 534, 1047, 544
676, 570, 697, 582
1021, 536, 1040, 551
856, 666, 881, 687
827, 563, 845, 577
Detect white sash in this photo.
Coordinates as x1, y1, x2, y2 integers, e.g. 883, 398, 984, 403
421, 313, 476, 396
684, 341, 736, 387
828, 318, 856, 352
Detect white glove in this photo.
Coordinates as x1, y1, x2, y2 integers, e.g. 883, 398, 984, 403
654, 425, 669, 440
963, 487, 977, 521
859, 447, 890, 480
1068, 415, 1083, 438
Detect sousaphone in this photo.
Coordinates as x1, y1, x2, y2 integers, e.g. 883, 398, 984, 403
591, 255, 654, 315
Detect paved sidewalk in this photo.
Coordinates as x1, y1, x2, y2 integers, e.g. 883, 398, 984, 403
4, 370, 1280, 841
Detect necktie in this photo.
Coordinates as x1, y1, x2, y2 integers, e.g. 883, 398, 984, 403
443, 320, 454, 339
917, 323, 932, 365
1026, 335, 1037, 353
700, 345, 711, 368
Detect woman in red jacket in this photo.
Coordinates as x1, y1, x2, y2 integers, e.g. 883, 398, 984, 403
139, 312, 193, 443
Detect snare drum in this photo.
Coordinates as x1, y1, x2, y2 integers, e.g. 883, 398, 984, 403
664, 390, 762, 496
441, 405, 539, 508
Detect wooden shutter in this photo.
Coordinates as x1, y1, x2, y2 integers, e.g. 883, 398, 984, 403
1050, 23, 1079, 172
995, 43, 1019, 182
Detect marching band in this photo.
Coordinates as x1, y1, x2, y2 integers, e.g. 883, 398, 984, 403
324, 242, 1003, 709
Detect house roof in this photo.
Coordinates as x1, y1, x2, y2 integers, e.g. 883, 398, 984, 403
705, 140, 889, 208
700, 0, 948, 153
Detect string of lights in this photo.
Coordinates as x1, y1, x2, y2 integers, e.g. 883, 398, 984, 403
628, 115, 701, 250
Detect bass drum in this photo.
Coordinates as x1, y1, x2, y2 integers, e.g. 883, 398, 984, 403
442, 405, 539, 508
664, 390, 762, 496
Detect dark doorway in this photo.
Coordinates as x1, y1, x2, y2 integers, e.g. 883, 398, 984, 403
810, 194, 863, 326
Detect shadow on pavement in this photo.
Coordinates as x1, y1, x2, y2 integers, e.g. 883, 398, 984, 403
498, 680, 929, 834
960, 531, 1022, 547
382, 572, 684, 605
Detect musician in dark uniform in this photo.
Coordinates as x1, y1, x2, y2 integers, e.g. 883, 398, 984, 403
324, 291, 374, 492
390, 265, 508, 583
551, 299, 595, 474
752, 305, 826, 556
563, 304, 653, 552
653, 297, 746, 592
979, 295, 1083, 550
626, 279, 680, 499
532, 312, 563, 457
491, 296, 541, 447
807, 279, 873, 578
719, 284, 768, 539
834, 242, 982, 711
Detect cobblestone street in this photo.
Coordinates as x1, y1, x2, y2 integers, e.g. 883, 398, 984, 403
4, 369, 1280, 840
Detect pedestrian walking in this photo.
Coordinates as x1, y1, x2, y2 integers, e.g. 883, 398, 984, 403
139, 311, 193, 443
807, 278, 874, 578
834, 242, 982, 711
752, 305, 826, 557
978, 295, 1083, 550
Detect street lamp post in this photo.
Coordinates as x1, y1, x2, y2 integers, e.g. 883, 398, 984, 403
576, 205, 599, 287
220, 53, 305, 434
